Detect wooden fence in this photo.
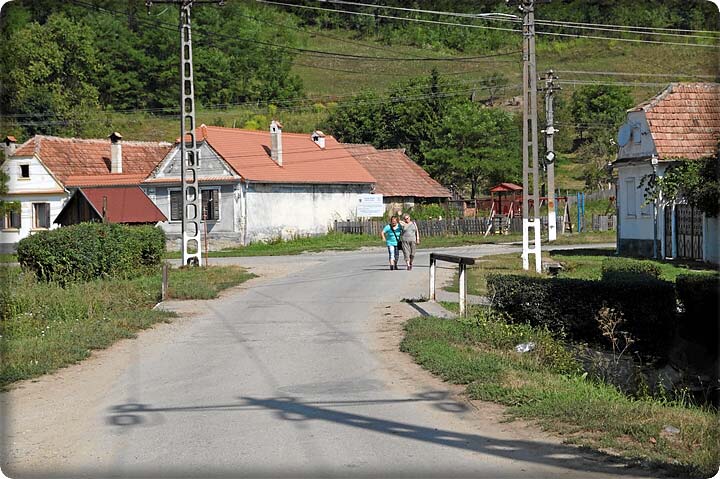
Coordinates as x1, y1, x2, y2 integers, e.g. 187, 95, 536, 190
334, 214, 615, 237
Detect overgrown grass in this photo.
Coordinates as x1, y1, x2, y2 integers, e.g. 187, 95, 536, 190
401, 313, 720, 477
0, 253, 17, 263
0, 265, 254, 387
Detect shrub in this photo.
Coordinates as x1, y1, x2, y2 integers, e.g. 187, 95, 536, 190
600, 257, 661, 281
675, 273, 719, 353
17, 223, 165, 284
486, 274, 676, 358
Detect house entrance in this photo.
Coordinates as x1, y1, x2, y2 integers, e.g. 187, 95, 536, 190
670, 204, 703, 261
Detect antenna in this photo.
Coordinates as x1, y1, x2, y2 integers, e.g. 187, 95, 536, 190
145, 0, 223, 266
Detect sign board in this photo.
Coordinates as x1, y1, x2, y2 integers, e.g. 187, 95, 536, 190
356, 194, 384, 217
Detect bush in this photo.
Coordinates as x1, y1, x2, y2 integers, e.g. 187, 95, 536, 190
17, 223, 165, 284
675, 273, 719, 353
601, 257, 661, 281
487, 274, 676, 358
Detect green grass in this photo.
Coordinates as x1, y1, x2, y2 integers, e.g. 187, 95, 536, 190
401, 314, 720, 477
0, 265, 254, 387
0, 253, 16, 263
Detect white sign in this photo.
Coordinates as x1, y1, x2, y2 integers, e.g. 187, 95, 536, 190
356, 194, 384, 217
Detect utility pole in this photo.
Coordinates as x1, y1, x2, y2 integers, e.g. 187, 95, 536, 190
146, 0, 223, 266
508, 0, 546, 272
541, 69, 560, 241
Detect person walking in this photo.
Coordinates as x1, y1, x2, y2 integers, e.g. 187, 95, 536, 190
381, 216, 403, 270
400, 213, 420, 270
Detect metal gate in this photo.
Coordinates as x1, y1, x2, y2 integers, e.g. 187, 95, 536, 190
675, 204, 703, 260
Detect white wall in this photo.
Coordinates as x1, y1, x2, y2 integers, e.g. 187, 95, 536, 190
617, 162, 667, 242
1, 156, 67, 251
704, 215, 720, 264
245, 183, 372, 243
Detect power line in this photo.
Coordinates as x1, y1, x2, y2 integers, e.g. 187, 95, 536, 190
260, 0, 719, 48
554, 70, 718, 80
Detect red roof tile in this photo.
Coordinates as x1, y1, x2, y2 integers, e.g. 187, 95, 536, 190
13, 136, 172, 185
636, 83, 720, 160
80, 187, 167, 223
196, 126, 375, 184
489, 182, 523, 193
343, 144, 450, 198
65, 174, 147, 187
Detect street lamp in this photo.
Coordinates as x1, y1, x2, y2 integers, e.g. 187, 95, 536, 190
651, 154, 659, 259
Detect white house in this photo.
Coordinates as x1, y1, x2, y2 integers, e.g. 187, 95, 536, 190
144, 123, 376, 248
0, 134, 172, 253
613, 83, 720, 263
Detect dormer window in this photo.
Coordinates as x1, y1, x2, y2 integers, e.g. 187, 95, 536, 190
20, 164, 30, 179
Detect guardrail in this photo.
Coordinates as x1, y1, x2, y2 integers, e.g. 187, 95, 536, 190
429, 253, 476, 316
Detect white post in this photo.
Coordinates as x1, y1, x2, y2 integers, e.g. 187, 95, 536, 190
429, 257, 436, 301
459, 264, 467, 316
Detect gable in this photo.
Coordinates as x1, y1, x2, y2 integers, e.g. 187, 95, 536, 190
149, 141, 237, 181
1, 155, 64, 194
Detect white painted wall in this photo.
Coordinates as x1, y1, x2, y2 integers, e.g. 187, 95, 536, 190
1, 156, 67, 251
616, 162, 667, 242
704, 215, 719, 264
245, 183, 372, 243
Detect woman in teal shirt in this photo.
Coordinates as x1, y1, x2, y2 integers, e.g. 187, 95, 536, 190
381, 216, 403, 270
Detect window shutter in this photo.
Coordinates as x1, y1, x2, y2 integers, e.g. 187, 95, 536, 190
170, 191, 182, 221
212, 189, 219, 220
42, 203, 50, 228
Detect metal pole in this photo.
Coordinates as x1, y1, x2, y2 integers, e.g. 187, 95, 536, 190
429, 256, 436, 301
459, 264, 467, 316
543, 70, 559, 241
161, 263, 169, 301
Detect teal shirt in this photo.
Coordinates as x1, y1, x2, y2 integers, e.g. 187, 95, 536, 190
383, 224, 402, 246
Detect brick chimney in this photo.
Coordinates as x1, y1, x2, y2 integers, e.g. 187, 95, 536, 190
311, 130, 326, 149
109, 132, 122, 174
3, 136, 17, 158
270, 120, 283, 167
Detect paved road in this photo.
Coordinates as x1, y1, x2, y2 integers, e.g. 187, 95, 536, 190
3, 243, 654, 478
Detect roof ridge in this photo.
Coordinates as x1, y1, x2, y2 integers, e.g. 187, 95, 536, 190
24, 134, 172, 147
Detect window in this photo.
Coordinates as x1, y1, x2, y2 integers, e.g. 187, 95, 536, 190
33, 203, 50, 229
625, 178, 637, 217
170, 188, 220, 221
20, 164, 30, 179
3, 208, 21, 229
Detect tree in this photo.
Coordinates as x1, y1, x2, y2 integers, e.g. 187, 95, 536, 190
570, 85, 634, 142
423, 102, 520, 199
0, 13, 101, 137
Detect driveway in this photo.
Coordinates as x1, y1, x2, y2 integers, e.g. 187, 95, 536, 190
3, 243, 653, 478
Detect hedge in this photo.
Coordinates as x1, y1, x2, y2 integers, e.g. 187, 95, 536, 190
17, 223, 165, 284
675, 273, 719, 353
600, 257, 661, 281
486, 274, 676, 358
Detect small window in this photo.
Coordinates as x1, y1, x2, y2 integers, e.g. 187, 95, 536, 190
20, 164, 30, 179
201, 189, 220, 221
33, 203, 50, 229
170, 190, 182, 221
4, 209, 21, 229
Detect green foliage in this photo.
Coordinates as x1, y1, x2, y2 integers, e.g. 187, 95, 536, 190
404, 203, 447, 220
486, 274, 677, 358
17, 223, 166, 284
423, 102, 520, 198
675, 273, 720, 354
600, 257, 662, 281
643, 154, 720, 217
570, 85, 634, 142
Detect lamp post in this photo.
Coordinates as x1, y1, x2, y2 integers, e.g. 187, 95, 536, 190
651, 154, 659, 259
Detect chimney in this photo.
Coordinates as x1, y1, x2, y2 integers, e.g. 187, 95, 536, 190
311, 130, 326, 149
270, 120, 283, 167
3, 136, 17, 158
109, 132, 123, 174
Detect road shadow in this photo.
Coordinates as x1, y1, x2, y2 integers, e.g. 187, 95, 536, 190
105, 394, 658, 477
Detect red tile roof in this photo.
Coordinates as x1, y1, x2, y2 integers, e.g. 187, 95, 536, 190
80, 187, 167, 223
65, 174, 148, 188
489, 182, 523, 193
13, 136, 172, 185
636, 83, 720, 160
343, 144, 450, 198
196, 126, 375, 184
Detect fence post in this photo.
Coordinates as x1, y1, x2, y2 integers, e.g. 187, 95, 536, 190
429, 255, 436, 301
161, 263, 169, 301
459, 263, 467, 316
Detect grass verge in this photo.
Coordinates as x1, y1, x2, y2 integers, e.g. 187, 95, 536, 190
0, 265, 254, 388
401, 313, 720, 477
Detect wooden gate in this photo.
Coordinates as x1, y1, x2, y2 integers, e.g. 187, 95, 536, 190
675, 204, 703, 260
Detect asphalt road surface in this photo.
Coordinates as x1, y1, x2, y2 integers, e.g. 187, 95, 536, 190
2, 243, 656, 478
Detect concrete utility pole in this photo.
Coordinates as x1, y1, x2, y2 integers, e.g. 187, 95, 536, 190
508, 0, 547, 272
146, 0, 223, 266
541, 69, 560, 241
